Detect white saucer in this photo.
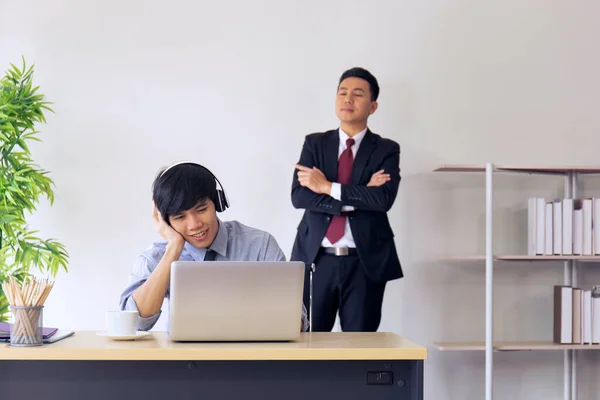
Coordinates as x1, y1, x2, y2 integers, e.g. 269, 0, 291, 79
96, 331, 151, 341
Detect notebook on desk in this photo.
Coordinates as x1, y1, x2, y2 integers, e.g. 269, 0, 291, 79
41, 330, 74, 343
0, 322, 58, 339
0, 322, 74, 343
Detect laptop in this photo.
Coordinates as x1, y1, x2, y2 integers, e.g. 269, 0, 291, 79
168, 261, 305, 342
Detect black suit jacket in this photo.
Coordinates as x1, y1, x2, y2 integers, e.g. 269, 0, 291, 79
290, 129, 403, 283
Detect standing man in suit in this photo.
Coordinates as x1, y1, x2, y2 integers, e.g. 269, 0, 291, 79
291, 67, 403, 332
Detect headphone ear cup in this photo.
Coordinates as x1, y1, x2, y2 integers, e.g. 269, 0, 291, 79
222, 191, 229, 210
215, 189, 228, 212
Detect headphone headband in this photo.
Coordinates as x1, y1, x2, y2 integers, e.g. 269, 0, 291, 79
159, 161, 229, 212
160, 161, 199, 177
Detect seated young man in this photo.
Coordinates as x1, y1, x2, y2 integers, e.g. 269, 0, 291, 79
119, 162, 309, 332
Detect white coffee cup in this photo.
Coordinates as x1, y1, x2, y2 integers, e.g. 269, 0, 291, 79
106, 311, 139, 336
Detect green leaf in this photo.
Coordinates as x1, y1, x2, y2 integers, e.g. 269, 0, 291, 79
0, 57, 69, 280
0, 214, 19, 223
4, 190, 15, 204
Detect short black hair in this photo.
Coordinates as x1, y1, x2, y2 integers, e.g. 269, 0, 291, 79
338, 67, 380, 101
152, 163, 217, 222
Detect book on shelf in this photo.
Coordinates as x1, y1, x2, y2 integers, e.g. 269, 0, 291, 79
554, 285, 600, 344
573, 288, 582, 343
563, 199, 573, 255
584, 290, 592, 343
554, 286, 572, 344
528, 197, 600, 256
583, 199, 593, 255
545, 202, 553, 255
573, 201, 583, 255
595, 198, 600, 255
553, 199, 562, 255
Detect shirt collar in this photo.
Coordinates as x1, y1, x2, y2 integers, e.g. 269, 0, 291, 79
339, 126, 367, 148
183, 219, 229, 261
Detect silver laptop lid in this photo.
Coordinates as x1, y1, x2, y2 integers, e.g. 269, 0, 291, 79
169, 261, 305, 342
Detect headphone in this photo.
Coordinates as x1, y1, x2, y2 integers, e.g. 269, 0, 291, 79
160, 161, 230, 212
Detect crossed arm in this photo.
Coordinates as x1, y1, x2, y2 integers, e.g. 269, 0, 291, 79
291, 139, 400, 214
296, 165, 390, 195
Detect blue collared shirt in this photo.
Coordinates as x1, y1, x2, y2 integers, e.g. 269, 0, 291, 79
119, 219, 309, 332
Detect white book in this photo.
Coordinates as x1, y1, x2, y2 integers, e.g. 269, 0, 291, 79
594, 198, 600, 255
573, 288, 583, 344
584, 290, 592, 344
554, 286, 573, 344
545, 202, 553, 255
527, 198, 537, 256
573, 202, 583, 255
536, 197, 545, 255
553, 199, 562, 255
592, 292, 600, 343
562, 199, 574, 255
583, 199, 593, 255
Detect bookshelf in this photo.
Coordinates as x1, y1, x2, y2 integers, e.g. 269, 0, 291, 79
445, 255, 600, 262
435, 342, 600, 351
434, 165, 600, 174
434, 163, 600, 400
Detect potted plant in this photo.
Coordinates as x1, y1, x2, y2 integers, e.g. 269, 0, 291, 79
0, 58, 69, 321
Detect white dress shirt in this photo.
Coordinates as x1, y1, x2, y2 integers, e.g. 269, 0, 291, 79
321, 127, 368, 248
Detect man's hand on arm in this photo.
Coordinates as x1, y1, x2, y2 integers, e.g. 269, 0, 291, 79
341, 145, 401, 213
367, 169, 391, 187
291, 137, 343, 214
340, 170, 391, 211
132, 204, 185, 318
296, 164, 333, 195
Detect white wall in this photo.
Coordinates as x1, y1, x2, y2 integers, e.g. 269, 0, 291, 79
2, 0, 600, 398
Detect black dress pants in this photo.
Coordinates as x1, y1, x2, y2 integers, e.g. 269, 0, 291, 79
304, 251, 386, 332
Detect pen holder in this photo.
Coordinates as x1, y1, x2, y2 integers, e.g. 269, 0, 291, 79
9, 306, 44, 347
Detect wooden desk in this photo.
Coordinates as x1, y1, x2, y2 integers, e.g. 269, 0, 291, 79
0, 331, 427, 400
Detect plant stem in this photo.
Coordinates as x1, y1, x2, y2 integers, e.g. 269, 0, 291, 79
3, 126, 26, 157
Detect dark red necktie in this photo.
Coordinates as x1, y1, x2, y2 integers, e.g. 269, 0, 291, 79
325, 138, 355, 244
